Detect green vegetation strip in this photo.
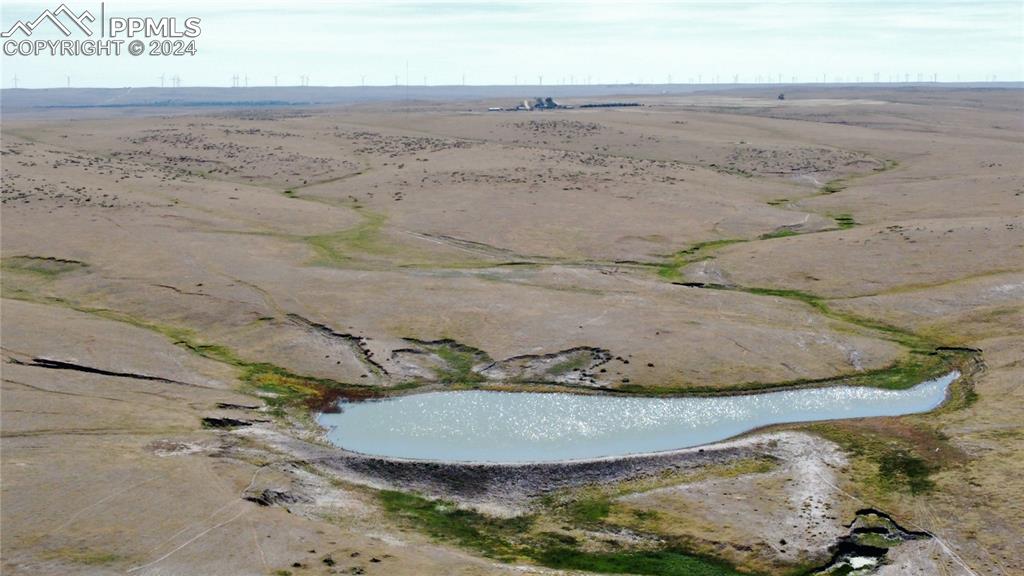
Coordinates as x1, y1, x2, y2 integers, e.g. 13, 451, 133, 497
808, 423, 944, 496
305, 210, 390, 266
2, 255, 88, 278
820, 179, 846, 194
759, 229, 800, 240
433, 343, 488, 384
616, 282, 977, 397
818, 159, 898, 197
740, 286, 930, 350
378, 490, 748, 576
536, 549, 746, 576
831, 213, 857, 229
1, 291, 378, 415
658, 157, 899, 279
657, 239, 745, 280
613, 349, 958, 397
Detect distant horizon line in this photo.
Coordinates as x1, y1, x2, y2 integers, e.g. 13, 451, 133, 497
4, 80, 1023, 91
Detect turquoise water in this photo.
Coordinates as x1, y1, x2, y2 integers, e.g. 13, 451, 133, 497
317, 371, 958, 463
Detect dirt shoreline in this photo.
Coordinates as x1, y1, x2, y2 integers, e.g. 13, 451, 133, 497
241, 423, 771, 504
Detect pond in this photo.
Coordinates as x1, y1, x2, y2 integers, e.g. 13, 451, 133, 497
316, 371, 959, 463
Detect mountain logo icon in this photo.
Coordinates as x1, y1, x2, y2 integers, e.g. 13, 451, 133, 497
1, 4, 96, 38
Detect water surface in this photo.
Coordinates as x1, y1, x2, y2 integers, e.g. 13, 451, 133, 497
317, 372, 958, 463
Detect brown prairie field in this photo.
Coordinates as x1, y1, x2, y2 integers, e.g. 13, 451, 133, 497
1, 86, 1022, 576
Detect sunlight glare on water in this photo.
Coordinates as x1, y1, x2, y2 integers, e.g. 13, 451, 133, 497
317, 371, 959, 463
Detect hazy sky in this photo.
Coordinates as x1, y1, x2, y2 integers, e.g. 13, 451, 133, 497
2, 1, 1021, 88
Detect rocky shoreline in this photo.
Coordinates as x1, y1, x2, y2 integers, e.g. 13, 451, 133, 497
238, 421, 773, 507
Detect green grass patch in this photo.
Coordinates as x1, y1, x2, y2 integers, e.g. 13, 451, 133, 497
759, 229, 800, 240
817, 158, 896, 197
853, 532, 900, 549
831, 213, 857, 229
877, 449, 935, 494
2, 255, 87, 278
677, 238, 746, 256
169, 330, 376, 413
807, 424, 947, 496
546, 352, 593, 377
535, 548, 746, 576
563, 495, 611, 525
742, 287, 829, 313
401, 338, 493, 383
837, 351, 951, 390
302, 210, 497, 270
240, 363, 337, 412
432, 342, 488, 384
305, 210, 389, 265
378, 490, 528, 561
230, 358, 383, 415
826, 310, 933, 350
180, 335, 380, 413
657, 263, 683, 280
378, 489, 748, 575
656, 238, 746, 281
820, 179, 847, 194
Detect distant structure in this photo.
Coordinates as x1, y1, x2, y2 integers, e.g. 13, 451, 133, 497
532, 97, 566, 109
489, 97, 641, 113
777, 93, 785, 100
